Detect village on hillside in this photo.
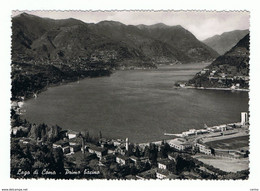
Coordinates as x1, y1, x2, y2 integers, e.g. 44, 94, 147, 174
11, 101, 249, 179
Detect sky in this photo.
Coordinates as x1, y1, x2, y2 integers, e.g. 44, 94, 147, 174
12, 10, 250, 40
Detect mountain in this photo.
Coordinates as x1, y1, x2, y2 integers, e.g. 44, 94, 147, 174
203, 29, 249, 55
12, 13, 218, 68
187, 34, 250, 89
136, 24, 219, 63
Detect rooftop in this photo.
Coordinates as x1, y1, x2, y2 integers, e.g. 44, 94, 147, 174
167, 138, 190, 146
69, 137, 83, 143
157, 168, 171, 176
88, 145, 107, 153
168, 152, 179, 159
157, 158, 175, 166
107, 146, 116, 151
137, 168, 157, 179
130, 156, 139, 160
53, 140, 69, 146
116, 154, 129, 161
67, 130, 80, 134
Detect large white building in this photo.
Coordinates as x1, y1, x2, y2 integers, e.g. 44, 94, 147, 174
241, 112, 248, 125
195, 143, 212, 155
168, 139, 192, 151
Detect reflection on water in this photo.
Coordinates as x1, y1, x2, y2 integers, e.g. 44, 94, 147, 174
22, 63, 249, 143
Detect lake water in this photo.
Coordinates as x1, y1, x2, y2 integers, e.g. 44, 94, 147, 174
22, 63, 249, 143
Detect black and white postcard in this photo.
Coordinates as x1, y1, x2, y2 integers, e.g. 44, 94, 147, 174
1, 1, 260, 191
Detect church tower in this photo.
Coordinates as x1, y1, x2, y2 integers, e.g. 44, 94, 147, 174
126, 138, 129, 151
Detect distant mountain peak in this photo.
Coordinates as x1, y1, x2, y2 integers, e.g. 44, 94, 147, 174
17, 12, 30, 17
97, 20, 124, 26
14, 12, 40, 19
137, 23, 170, 29
203, 29, 249, 55
150, 23, 169, 28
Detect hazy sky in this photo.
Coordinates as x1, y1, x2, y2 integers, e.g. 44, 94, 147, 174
12, 10, 250, 40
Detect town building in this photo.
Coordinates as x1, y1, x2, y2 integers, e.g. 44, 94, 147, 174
196, 129, 210, 135
11, 126, 29, 136
88, 145, 107, 159
129, 156, 141, 166
53, 140, 69, 148
70, 144, 81, 153
195, 143, 212, 155
53, 140, 70, 154
116, 154, 130, 166
115, 145, 127, 156
156, 168, 178, 179
182, 129, 197, 137
66, 130, 80, 139
168, 139, 192, 151
68, 137, 82, 146
112, 139, 124, 147
100, 154, 116, 165
207, 127, 222, 132
241, 112, 248, 125
156, 169, 169, 179
136, 169, 157, 179
107, 147, 116, 155
167, 152, 179, 163
99, 138, 112, 148
139, 157, 150, 164
157, 158, 175, 171
62, 146, 71, 154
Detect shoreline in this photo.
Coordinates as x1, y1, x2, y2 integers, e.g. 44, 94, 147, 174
177, 86, 249, 92
138, 121, 248, 147
13, 67, 249, 145
13, 66, 160, 102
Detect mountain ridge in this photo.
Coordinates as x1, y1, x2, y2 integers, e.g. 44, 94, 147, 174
203, 29, 249, 55
12, 13, 219, 67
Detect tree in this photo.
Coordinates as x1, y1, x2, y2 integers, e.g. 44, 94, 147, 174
11, 139, 23, 157
99, 130, 102, 139
32, 161, 46, 169
158, 144, 168, 159
23, 145, 33, 162
100, 167, 113, 179
144, 146, 150, 158
34, 150, 46, 163
128, 143, 134, 156
77, 155, 89, 170
149, 144, 158, 164
29, 124, 38, 140
19, 158, 32, 170
135, 147, 141, 157
85, 131, 89, 142
52, 147, 65, 174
